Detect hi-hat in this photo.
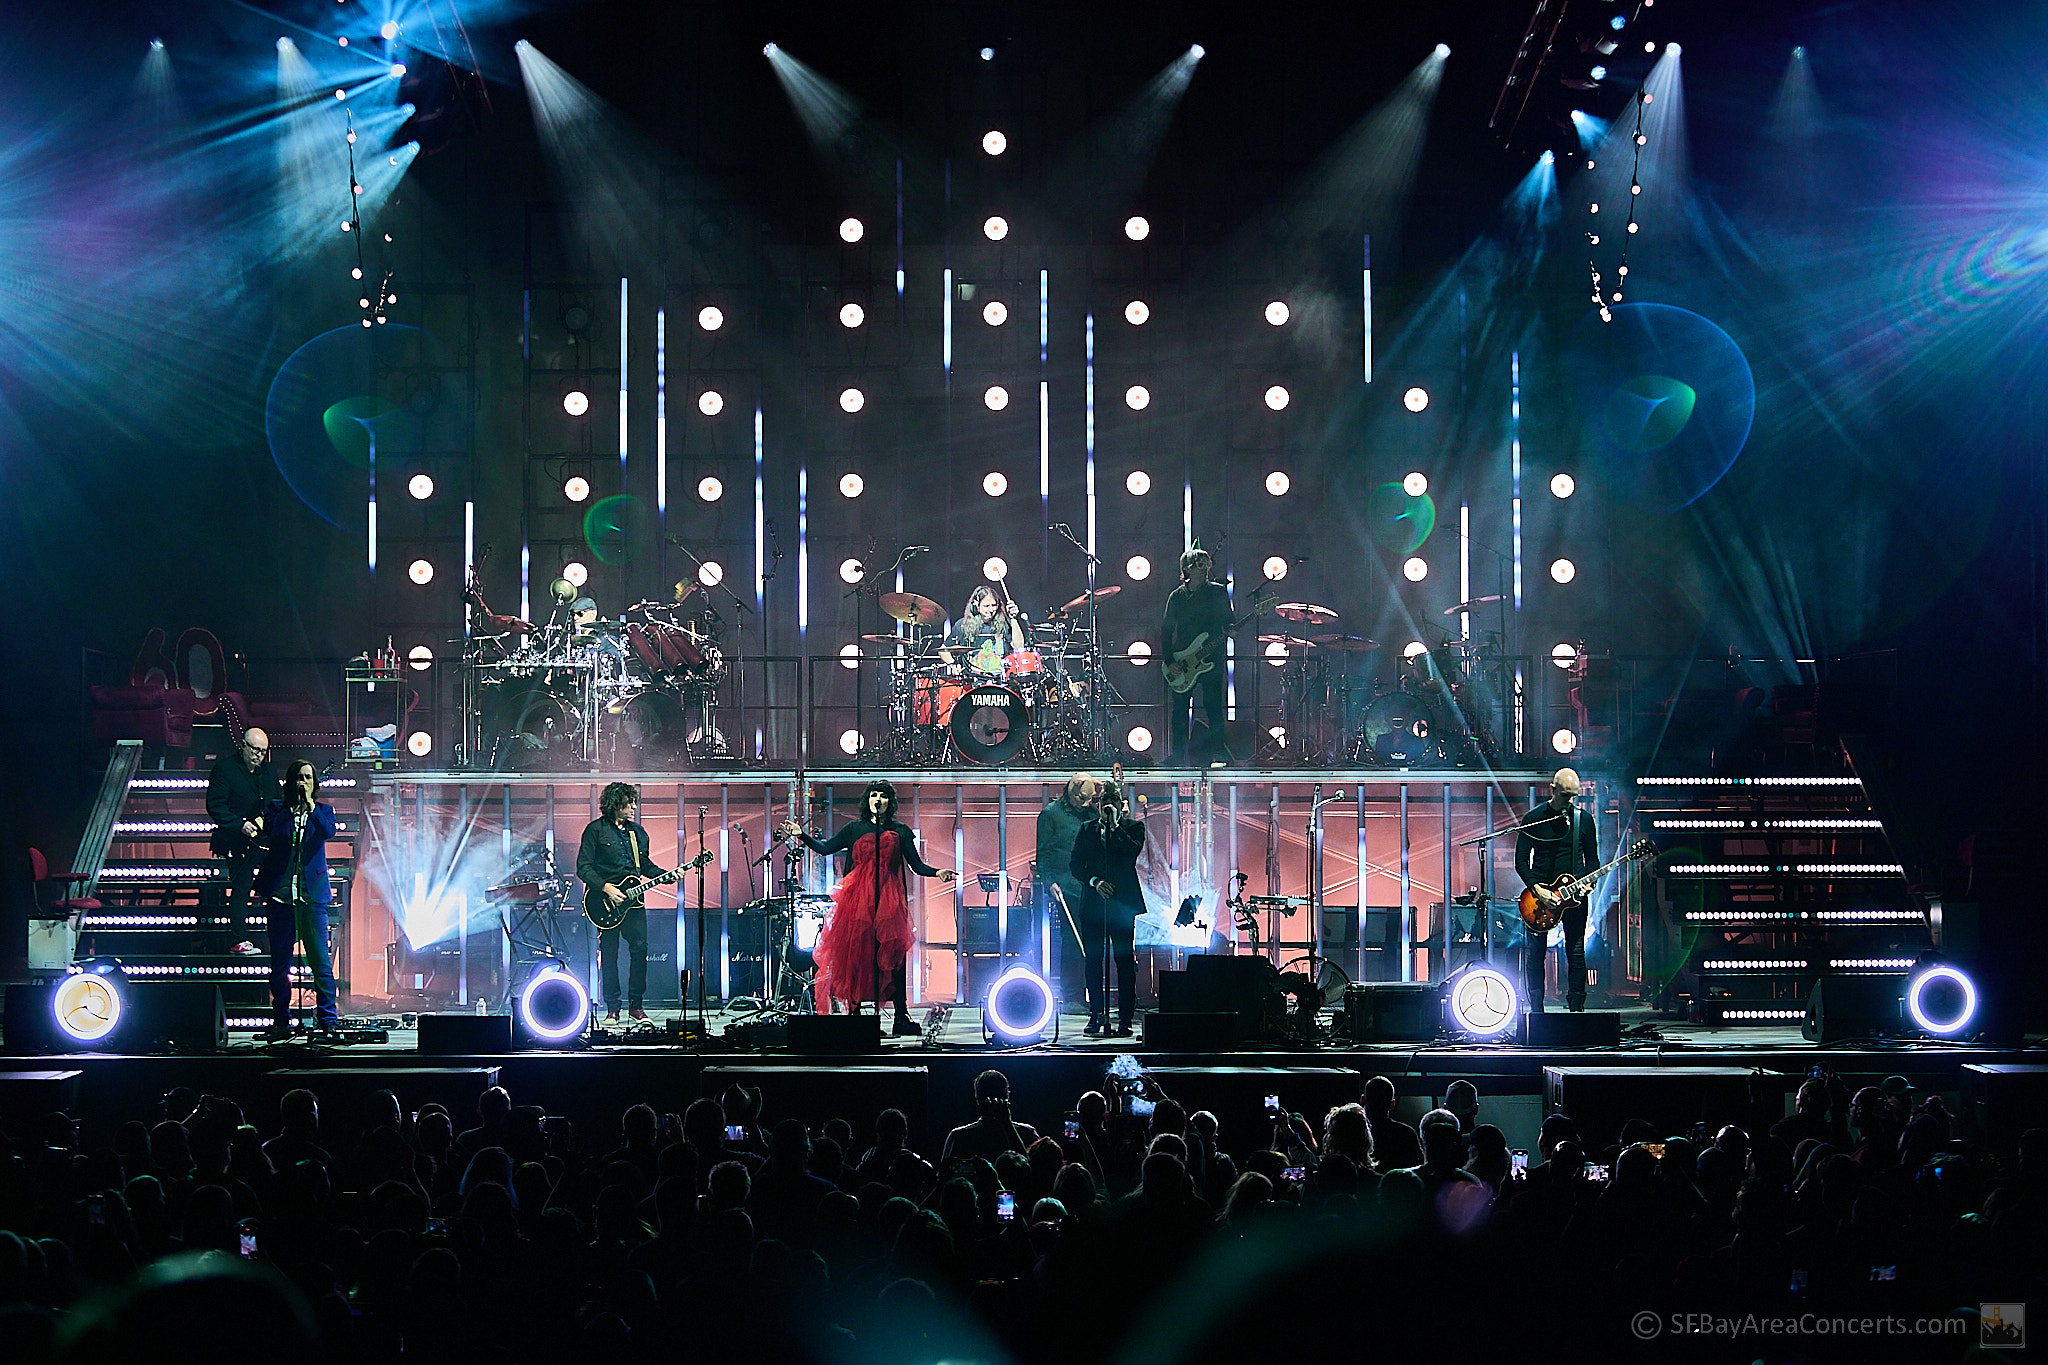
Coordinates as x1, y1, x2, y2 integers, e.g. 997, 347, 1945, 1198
1058, 585, 1123, 613
878, 591, 947, 626
1311, 634, 1380, 652
1274, 602, 1339, 626
1443, 595, 1505, 616
1257, 633, 1317, 648
860, 633, 913, 644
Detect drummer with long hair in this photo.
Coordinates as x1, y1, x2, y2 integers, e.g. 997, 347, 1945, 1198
781, 781, 957, 1036
942, 585, 1026, 677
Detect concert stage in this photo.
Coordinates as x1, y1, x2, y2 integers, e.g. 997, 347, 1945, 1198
6, 1006, 2039, 1162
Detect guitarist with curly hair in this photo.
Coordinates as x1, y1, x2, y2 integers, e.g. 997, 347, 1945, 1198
578, 782, 671, 1022
1514, 768, 1600, 1013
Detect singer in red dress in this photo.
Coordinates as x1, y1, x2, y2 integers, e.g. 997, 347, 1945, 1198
781, 780, 956, 1036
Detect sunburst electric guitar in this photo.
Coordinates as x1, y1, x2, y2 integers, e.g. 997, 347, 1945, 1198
1517, 839, 1656, 932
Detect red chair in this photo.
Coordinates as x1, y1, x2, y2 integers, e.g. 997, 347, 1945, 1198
29, 848, 100, 917
89, 682, 196, 750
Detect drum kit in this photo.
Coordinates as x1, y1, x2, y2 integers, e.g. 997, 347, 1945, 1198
1252, 598, 1507, 767
861, 584, 1126, 766
464, 575, 732, 769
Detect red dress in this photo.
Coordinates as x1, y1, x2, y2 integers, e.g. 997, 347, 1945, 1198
806, 823, 932, 1009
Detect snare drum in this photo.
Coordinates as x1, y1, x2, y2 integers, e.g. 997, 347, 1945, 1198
1003, 649, 1043, 677
914, 676, 969, 727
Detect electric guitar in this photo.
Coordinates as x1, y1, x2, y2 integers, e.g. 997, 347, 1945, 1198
586, 849, 714, 932
1518, 838, 1656, 932
1163, 592, 1271, 694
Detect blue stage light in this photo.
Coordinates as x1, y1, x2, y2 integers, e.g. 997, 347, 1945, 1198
1905, 964, 1977, 1036
984, 966, 1056, 1043
1445, 963, 1518, 1038
517, 960, 590, 1044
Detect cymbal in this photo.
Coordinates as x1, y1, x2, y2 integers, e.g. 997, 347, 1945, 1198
1257, 633, 1317, 648
674, 581, 703, 604
878, 591, 946, 626
1311, 634, 1380, 652
479, 612, 534, 633
1443, 595, 1505, 616
1058, 585, 1123, 613
1274, 602, 1340, 626
860, 633, 912, 644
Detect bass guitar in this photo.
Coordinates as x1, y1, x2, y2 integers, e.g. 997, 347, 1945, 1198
586, 849, 714, 932
1517, 838, 1656, 932
1163, 591, 1271, 694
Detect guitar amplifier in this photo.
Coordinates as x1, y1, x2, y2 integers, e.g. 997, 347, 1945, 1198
1342, 983, 1440, 1041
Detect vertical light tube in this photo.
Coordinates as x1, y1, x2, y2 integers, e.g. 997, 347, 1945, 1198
1459, 502, 1471, 640
366, 495, 377, 571
618, 276, 629, 474
1399, 782, 1412, 982
1362, 234, 1373, 384
942, 268, 953, 373
753, 409, 765, 608
1356, 788, 1369, 982
655, 306, 667, 519
1085, 313, 1096, 555
519, 542, 530, 624
1511, 349, 1523, 610
1183, 482, 1193, 554
464, 500, 475, 598
895, 158, 905, 297
798, 465, 810, 637
1039, 382, 1050, 500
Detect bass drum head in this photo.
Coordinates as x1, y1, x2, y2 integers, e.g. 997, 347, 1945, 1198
1363, 692, 1441, 766
489, 686, 578, 770
611, 690, 688, 766
950, 683, 1030, 765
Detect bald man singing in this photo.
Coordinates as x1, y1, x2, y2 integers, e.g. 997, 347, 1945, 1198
208, 727, 282, 937
1514, 768, 1600, 1013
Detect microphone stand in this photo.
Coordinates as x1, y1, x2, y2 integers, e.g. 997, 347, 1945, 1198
694, 806, 711, 1037
1050, 523, 1108, 758
669, 535, 753, 761
845, 544, 920, 746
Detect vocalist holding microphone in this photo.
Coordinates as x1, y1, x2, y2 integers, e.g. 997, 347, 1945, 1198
1069, 767, 1147, 1037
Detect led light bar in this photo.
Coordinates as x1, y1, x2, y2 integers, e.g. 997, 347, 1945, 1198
1650, 818, 1884, 830
1684, 908, 1923, 922
1797, 863, 1903, 874
120, 964, 309, 978
79, 915, 200, 927
1699, 958, 1808, 970
1716, 1008, 1805, 1021
114, 821, 216, 835
98, 866, 225, 879
1668, 864, 1775, 874
1665, 863, 1904, 876
128, 778, 209, 790
1636, 776, 1861, 787
1829, 958, 1917, 970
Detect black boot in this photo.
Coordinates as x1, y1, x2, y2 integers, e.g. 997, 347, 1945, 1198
892, 1011, 923, 1038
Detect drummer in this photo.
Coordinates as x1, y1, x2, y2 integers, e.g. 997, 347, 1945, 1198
941, 586, 1027, 677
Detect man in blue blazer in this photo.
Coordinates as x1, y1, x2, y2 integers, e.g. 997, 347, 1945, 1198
248, 759, 340, 1038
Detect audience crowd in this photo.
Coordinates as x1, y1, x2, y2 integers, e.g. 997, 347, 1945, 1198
0, 1061, 2034, 1362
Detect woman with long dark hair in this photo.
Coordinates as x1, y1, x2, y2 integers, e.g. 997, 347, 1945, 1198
780, 781, 956, 1035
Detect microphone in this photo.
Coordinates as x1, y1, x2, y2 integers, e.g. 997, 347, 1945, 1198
905, 545, 930, 555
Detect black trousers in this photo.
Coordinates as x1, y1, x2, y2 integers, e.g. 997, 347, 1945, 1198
1168, 668, 1227, 761
1083, 907, 1139, 1025
1524, 898, 1588, 1011
600, 904, 649, 1009
213, 830, 260, 934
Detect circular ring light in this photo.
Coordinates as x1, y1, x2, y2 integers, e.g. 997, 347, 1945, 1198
564, 476, 591, 502
1402, 556, 1428, 582
518, 961, 589, 1043
1447, 964, 1519, 1038
982, 556, 1009, 582
1552, 728, 1578, 754
562, 561, 588, 587
839, 642, 862, 668
985, 966, 1055, 1042
838, 558, 865, 585
983, 471, 1009, 496
1262, 556, 1289, 581
1127, 640, 1152, 663
53, 970, 123, 1045
407, 645, 434, 671
839, 387, 865, 413
697, 561, 725, 587
1905, 965, 1978, 1036
408, 559, 434, 585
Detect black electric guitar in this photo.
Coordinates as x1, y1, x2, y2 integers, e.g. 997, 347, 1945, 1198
586, 849, 714, 931
1518, 838, 1655, 932
1163, 591, 1271, 694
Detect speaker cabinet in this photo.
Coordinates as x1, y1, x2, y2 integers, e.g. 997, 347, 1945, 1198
1342, 983, 1440, 1041
417, 1013, 513, 1055
1803, 976, 1902, 1044
786, 1013, 881, 1054
1524, 1009, 1621, 1048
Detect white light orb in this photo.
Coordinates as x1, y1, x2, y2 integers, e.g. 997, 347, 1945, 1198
697, 475, 724, 502
697, 390, 725, 416
562, 390, 589, 417
1550, 558, 1577, 584
1403, 386, 1430, 412
983, 471, 1009, 496
564, 476, 591, 502
1402, 556, 1428, 582
562, 561, 588, 586
839, 728, 865, 755
838, 558, 865, 585
1124, 216, 1150, 241
1262, 556, 1289, 581
839, 642, 862, 669
1551, 643, 1578, 670
1550, 472, 1576, 498
983, 215, 1009, 241
407, 559, 434, 585
982, 556, 1009, 581
1126, 470, 1152, 496
406, 731, 433, 756
1126, 725, 1154, 751
983, 300, 1008, 326
1124, 385, 1151, 410
982, 129, 1007, 155
1125, 300, 1150, 325
1265, 300, 1290, 326
1127, 641, 1153, 663
1264, 641, 1290, 666
839, 387, 865, 413
984, 385, 1010, 411
1265, 470, 1291, 496
407, 473, 434, 500
839, 472, 865, 498
1126, 555, 1152, 581
698, 305, 725, 331
838, 217, 864, 243
1264, 385, 1290, 411
1552, 728, 1579, 754
1403, 640, 1427, 659
839, 302, 865, 328
1403, 471, 1429, 496
381, 20, 400, 39
697, 561, 725, 587
407, 645, 434, 671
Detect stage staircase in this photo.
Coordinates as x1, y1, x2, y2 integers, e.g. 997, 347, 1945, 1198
60, 751, 364, 1032
1632, 767, 1933, 1026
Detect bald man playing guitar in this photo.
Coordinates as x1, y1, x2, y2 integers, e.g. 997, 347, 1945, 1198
1515, 768, 1599, 1013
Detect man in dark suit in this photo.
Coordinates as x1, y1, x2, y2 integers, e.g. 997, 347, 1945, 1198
1070, 783, 1148, 1036
206, 727, 279, 935
249, 759, 340, 1037
1514, 767, 1600, 1012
